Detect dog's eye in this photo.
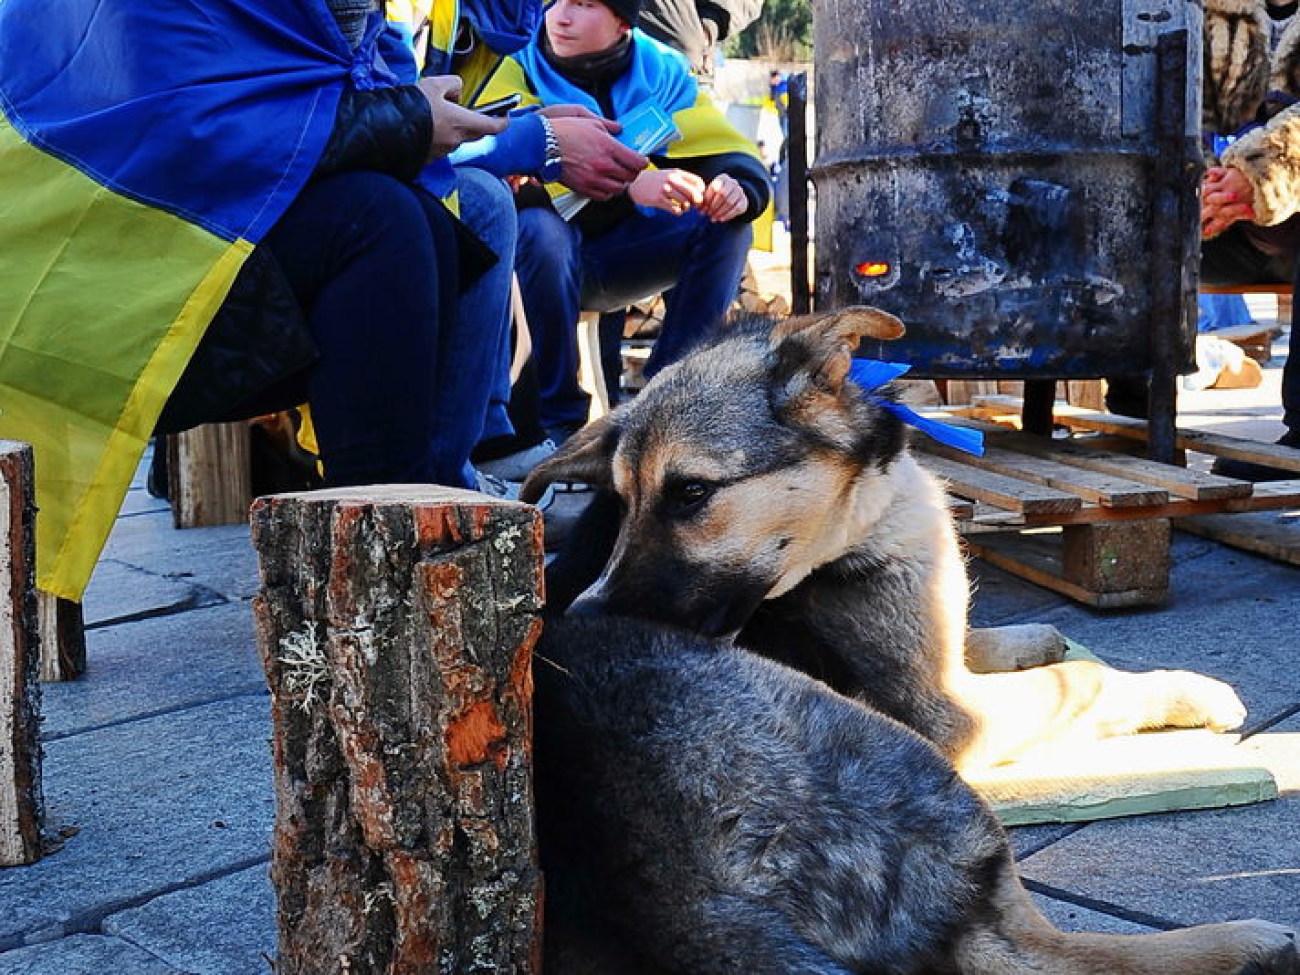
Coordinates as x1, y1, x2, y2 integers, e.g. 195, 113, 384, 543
664, 480, 714, 516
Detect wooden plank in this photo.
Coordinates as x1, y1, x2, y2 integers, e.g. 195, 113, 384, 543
977, 426, 1252, 501
968, 730, 1278, 826
919, 441, 1168, 508
1, 441, 42, 866
1199, 282, 1291, 294
988, 399, 1300, 474
918, 455, 1083, 515
1175, 510, 1300, 566
964, 530, 1168, 608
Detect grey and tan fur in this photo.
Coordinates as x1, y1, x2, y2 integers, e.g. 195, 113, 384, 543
523, 308, 1297, 974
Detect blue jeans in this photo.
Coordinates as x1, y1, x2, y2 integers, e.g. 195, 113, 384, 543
515, 204, 752, 431
456, 167, 518, 446
263, 171, 503, 489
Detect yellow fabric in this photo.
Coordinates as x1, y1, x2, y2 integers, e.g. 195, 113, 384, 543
0, 118, 249, 600
476, 54, 539, 109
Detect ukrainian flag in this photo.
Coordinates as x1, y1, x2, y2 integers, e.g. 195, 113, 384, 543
0, 0, 362, 600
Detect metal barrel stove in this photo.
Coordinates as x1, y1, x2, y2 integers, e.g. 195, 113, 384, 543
810, 0, 1202, 450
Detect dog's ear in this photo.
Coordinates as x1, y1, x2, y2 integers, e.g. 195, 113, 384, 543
520, 415, 619, 502
767, 306, 905, 410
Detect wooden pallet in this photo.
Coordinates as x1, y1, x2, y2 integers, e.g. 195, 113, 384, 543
916, 398, 1300, 607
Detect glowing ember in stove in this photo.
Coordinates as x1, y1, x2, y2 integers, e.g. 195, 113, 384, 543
854, 261, 890, 277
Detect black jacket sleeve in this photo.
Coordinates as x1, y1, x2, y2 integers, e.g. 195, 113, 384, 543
313, 84, 433, 181
662, 150, 772, 223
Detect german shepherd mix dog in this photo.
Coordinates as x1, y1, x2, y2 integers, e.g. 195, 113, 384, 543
521, 309, 1298, 974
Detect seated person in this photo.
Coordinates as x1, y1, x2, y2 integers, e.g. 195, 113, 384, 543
0, 0, 643, 601
480, 0, 772, 441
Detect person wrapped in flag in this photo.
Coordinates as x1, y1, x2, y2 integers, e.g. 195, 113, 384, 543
476, 0, 772, 442
0, 0, 645, 600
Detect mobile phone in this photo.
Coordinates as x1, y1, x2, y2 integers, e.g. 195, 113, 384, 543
477, 93, 522, 117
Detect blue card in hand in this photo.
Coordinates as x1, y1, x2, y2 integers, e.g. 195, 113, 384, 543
618, 102, 681, 155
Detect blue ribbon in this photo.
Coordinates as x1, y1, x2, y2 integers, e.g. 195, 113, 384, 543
848, 359, 985, 457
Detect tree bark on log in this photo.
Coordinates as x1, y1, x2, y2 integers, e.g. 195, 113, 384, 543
168, 421, 252, 528
251, 486, 544, 975
1, 441, 43, 866
37, 591, 85, 682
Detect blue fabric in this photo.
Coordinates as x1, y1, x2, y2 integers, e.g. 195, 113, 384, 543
848, 360, 986, 456
463, 0, 543, 58
516, 203, 751, 430
513, 28, 698, 121
0, 0, 393, 243
449, 114, 546, 176
455, 167, 519, 444
1197, 293, 1255, 333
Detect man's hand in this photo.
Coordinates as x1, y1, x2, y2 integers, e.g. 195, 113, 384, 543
549, 113, 646, 200
418, 76, 507, 159
629, 168, 706, 214
1201, 165, 1257, 238
699, 173, 748, 222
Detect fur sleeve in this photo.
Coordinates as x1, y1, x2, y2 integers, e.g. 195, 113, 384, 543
1221, 103, 1300, 223
1203, 0, 1270, 133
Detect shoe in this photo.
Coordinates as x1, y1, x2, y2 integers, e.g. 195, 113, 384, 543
541, 480, 596, 551
475, 439, 557, 483
473, 470, 555, 511
1210, 434, 1300, 482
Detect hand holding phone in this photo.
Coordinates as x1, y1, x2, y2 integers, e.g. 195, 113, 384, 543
477, 93, 522, 117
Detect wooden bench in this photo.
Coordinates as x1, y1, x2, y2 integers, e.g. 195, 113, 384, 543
916, 398, 1300, 607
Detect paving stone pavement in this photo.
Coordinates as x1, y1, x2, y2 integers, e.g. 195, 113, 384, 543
1, 422, 1297, 972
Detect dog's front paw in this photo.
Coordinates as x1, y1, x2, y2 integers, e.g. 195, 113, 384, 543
1226, 919, 1298, 974
1158, 670, 1248, 731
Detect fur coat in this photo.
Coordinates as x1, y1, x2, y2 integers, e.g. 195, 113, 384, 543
1208, 0, 1300, 223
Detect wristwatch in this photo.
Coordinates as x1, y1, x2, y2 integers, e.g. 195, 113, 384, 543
539, 115, 563, 183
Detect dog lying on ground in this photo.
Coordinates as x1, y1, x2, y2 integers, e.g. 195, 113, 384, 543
519, 307, 1297, 974
526, 307, 1247, 772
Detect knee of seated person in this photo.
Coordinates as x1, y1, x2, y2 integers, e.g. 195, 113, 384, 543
304, 170, 430, 233
517, 206, 576, 259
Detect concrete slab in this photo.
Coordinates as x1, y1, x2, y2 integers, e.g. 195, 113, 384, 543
118, 489, 171, 519
0, 697, 274, 949
1018, 788, 1300, 929
104, 864, 275, 975
1031, 892, 1160, 934
99, 512, 259, 603
0, 934, 181, 975
42, 603, 265, 740
81, 559, 223, 630
968, 558, 1071, 627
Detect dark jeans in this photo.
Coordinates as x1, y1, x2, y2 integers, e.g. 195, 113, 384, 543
515, 204, 752, 431
261, 170, 491, 489
1199, 220, 1300, 433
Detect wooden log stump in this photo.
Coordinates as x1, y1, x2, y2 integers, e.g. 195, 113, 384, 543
37, 591, 86, 682
1, 441, 44, 865
251, 486, 544, 975
168, 421, 252, 528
